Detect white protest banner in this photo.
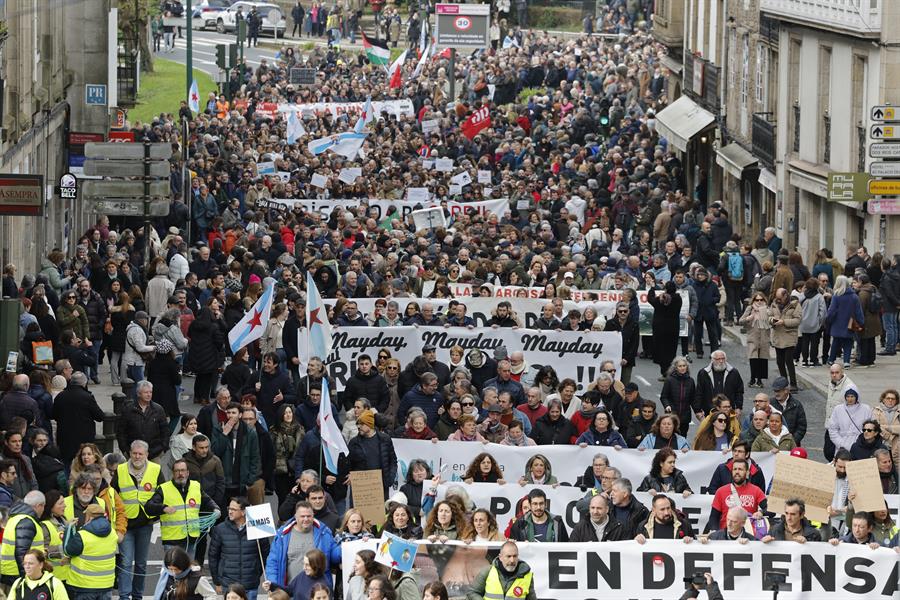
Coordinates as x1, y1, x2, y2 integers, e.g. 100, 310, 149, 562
318, 326, 622, 393
338, 168, 361, 184
245, 503, 277, 540
394, 440, 777, 494
435, 157, 454, 172
277, 98, 415, 119
341, 539, 900, 600
258, 197, 508, 221
256, 161, 276, 176
422, 160, 434, 170
406, 187, 430, 202
448, 184, 462, 195
451, 171, 472, 187
310, 173, 328, 188
478, 170, 492, 184
411, 206, 447, 231
276, 171, 291, 183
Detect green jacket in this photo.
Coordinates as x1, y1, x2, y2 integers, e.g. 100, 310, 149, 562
56, 302, 90, 339
211, 422, 260, 488
39, 258, 70, 294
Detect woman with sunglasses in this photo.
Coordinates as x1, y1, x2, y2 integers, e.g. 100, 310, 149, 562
740, 292, 776, 388
692, 409, 737, 451
56, 291, 90, 343
375, 350, 391, 374
380, 359, 402, 429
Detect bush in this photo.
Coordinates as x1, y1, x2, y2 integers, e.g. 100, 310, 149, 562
527, 6, 583, 31
517, 87, 546, 105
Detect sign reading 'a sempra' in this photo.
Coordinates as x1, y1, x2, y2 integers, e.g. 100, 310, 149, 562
0, 174, 44, 216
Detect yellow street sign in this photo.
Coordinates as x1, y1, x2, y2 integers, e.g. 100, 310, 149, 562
867, 180, 900, 195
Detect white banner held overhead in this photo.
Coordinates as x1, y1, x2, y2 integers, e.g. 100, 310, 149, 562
255, 197, 508, 221
277, 98, 415, 119
341, 539, 900, 600
304, 326, 622, 393
411, 206, 448, 231
394, 440, 777, 493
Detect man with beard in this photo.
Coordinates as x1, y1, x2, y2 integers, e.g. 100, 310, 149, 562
488, 301, 518, 327
695, 350, 745, 417
762, 498, 823, 543
705, 459, 766, 532
145, 459, 220, 552
827, 449, 851, 531
467, 541, 536, 600
707, 440, 767, 493
634, 495, 694, 543
569, 493, 625, 542
509, 489, 568, 542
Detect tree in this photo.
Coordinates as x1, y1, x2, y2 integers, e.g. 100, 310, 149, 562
118, 0, 156, 73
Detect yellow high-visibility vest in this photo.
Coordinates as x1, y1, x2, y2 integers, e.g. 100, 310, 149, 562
66, 526, 117, 589
41, 518, 69, 582
483, 565, 533, 600
116, 461, 161, 519
158, 480, 202, 541
63, 495, 108, 523
0, 514, 45, 576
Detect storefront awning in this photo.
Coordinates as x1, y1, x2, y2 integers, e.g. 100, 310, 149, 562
655, 95, 716, 153
716, 143, 758, 179
758, 168, 777, 193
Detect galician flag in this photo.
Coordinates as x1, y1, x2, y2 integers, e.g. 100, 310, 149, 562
228, 278, 274, 354
319, 381, 348, 473
355, 96, 373, 134
286, 110, 306, 144
188, 80, 200, 113
305, 271, 333, 360
362, 31, 391, 66
307, 131, 368, 160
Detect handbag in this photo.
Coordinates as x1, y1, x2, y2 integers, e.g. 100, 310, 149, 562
103, 318, 113, 335
32, 340, 54, 365
848, 317, 864, 333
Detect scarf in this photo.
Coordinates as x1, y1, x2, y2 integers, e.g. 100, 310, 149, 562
3, 448, 33, 482
503, 431, 529, 446
403, 426, 435, 440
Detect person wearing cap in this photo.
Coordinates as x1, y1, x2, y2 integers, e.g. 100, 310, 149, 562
477, 404, 509, 443
122, 311, 156, 398
765, 376, 805, 447
62, 502, 117, 600
347, 410, 396, 500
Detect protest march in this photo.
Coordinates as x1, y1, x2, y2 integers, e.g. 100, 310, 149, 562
1, 1, 900, 600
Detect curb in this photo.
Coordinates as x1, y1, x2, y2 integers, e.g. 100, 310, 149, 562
719, 325, 827, 396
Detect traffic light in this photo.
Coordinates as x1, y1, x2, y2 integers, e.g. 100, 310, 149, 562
237, 19, 247, 44
229, 44, 238, 69
216, 44, 227, 70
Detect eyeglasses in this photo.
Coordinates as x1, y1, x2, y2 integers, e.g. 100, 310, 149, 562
715, 418, 728, 423
462, 402, 474, 407
386, 366, 399, 371
616, 309, 629, 314
378, 355, 388, 359
604, 369, 616, 373
862, 428, 877, 433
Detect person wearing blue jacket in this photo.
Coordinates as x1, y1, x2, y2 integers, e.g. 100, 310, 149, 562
825, 275, 865, 366
576, 409, 627, 448
264, 501, 340, 589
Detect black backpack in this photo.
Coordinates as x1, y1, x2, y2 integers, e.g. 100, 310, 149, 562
868, 289, 884, 314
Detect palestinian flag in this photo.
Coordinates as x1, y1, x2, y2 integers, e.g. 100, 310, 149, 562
362, 31, 391, 67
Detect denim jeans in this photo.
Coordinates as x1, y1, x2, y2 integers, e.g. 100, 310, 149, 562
87, 338, 103, 379
126, 365, 144, 399
118, 524, 153, 600
828, 336, 853, 365
883, 311, 898, 353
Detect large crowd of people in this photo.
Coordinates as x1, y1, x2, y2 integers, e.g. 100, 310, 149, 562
1, 2, 899, 600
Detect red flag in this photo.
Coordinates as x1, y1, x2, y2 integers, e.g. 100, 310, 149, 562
433, 48, 451, 60
460, 106, 491, 140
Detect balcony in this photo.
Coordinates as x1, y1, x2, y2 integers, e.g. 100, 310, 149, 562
652, 0, 684, 49
760, 0, 880, 37
752, 113, 777, 168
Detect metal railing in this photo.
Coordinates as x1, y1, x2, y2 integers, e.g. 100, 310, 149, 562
760, 0, 880, 35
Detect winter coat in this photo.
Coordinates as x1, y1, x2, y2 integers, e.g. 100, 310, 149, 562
4, 502, 42, 575
604, 317, 639, 364
857, 284, 883, 339
707, 458, 767, 494
211, 422, 260, 488
739, 304, 775, 359
145, 274, 175, 319
123, 321, 154, 367
751, 426, 797, 453
0, 390, 39, 429
51, 381, 105, 464
264, 519, 341, 586
183, 449, 226, 508
569, 517, 626, 542
433, 412, 460, 441
647, 287, 682, 341
692, 278, 721, 320
255, 369, 293, 425
798, 291, 827, 334
871, 401, 900, 467
576, 426, 626, 448
187, 309, 226, 374
78, 291, 108, 340
56, 302, 89, 340
116, 400, 170, 458
660, 371, 698, 417
508, 512, 569, 542
342, 369, 391, 413
637, 468, 692, 494
770, 299, 802, 348
347, 432, 397, 493
271, 422, 303, 477
146, 354, 182, 418
39, 258, 70, 295
825, 291, 864, 339
397, 384, 445, 429
31, 445, 66, 493
880, 267, 900, 311
637, 433, 691, 450
767, 518, 823, 542
849, 433, 889, 461
208, 518, 268, 589
531, 412, 578, 445
151, 317, 188, 354
828, 398, 873, 452
696, 363, 745, 412
292, 427, 349, 501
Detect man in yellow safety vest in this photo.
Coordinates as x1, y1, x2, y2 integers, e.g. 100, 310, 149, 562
110, 440, 164, 600
145, 459, 220, 554
63, 503, 117, 600
466, 541, 536, 600
0, 491, 47, 591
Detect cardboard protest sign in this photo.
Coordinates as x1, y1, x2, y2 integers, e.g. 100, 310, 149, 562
768, 453, 835, 522
846, 458, 886, 513
352, 469, 386, 528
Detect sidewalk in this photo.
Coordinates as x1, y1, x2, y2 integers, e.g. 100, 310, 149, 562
721, 325, 898, 405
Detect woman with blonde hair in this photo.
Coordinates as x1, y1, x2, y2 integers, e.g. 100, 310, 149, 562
68, 443, 106, 487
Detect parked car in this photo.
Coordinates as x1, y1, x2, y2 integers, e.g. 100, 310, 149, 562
192, 0, 234, 31
216, 1, 286, 36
